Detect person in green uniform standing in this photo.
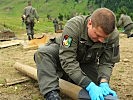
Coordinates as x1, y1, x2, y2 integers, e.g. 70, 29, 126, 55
22, 1, 39, 40
53, 18, 59, 33
34, 8, 120, 100
117, 14, 133, 38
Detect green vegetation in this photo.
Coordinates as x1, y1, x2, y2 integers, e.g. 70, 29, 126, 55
0, 0, 90, 34
0, 0, 133, 34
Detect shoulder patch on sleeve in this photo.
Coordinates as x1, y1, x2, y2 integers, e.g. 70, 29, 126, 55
62, 35, 72, 48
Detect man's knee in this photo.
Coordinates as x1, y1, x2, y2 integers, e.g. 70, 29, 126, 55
34, 45, 48, 61
34, 50, 43, 65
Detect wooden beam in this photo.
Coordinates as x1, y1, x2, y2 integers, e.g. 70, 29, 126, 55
0, 77, 30, 87
0, 40, 22, 48
14, 62, 82, 100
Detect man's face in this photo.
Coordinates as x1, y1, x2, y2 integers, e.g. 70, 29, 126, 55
87, 19, 109, 43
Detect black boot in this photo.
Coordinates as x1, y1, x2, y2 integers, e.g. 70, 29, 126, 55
28, 35, 31, 40
45, 90, 61, 100
127, 36, 130, 38
130, 34, 133, 37
31, 35, 34, 39
127, 34, 133, 38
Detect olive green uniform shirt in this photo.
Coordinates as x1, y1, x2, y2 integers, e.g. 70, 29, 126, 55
58, 15, 120, 88
23, 5, 39, 22
118, 14, 133, 28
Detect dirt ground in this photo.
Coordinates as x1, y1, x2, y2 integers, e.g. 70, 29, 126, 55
0, 33, 133, 100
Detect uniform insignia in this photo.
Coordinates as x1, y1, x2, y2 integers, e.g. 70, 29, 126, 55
62, 35, 72, 48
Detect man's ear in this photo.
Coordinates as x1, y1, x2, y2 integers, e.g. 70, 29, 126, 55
87, 19, 92, 28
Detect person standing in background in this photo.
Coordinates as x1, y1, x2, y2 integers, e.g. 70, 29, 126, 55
117, 14, 133, 38
53, 18, 59, 33
22, 0, 39, 40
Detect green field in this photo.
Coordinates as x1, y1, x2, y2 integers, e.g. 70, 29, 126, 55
0, 0, 89, 34
0, 0, 132, 34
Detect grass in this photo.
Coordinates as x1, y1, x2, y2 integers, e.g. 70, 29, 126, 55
0, 78, 5, 84
0, 15, 55, 35
0, 0, 90, 35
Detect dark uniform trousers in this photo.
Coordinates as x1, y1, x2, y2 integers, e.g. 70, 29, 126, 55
26, 21, 34, 39
124, 23, 133, 37
54, 23, 59, 33
34, 43, 98, 96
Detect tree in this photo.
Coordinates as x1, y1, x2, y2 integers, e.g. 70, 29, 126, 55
75, 0, 79, 3
45, 0, 48, 3
63, 0, 68, 3
58, 13, 64, 21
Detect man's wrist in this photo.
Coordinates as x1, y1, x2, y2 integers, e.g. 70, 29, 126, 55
100, 78, 108, 83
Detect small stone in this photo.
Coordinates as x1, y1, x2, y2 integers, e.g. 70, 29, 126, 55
123, 59, 129, 62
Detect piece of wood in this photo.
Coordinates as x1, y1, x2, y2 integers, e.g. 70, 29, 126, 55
59, 79, 82, 99
5, 77, 30, 86
0, 42, 20, 48
0, 77, 30, 87
14, 62, 82, 100
14, 62, 37, 80
0, 40, 22, 49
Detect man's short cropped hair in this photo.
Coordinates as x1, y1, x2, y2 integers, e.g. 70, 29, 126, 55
91, 8, 116, 34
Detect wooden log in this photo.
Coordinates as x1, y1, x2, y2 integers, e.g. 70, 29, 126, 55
14, 62, 37, 80
59, 78, 82, 99
14, 62, 82, 100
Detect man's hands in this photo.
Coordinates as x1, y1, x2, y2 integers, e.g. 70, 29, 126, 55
99, 82, 117, 96
86, 82, 117, 100
86, 82, 104, 100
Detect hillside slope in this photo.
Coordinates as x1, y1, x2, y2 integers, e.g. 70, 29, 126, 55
0, 0, 89, 18
0, 0, 92, 33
